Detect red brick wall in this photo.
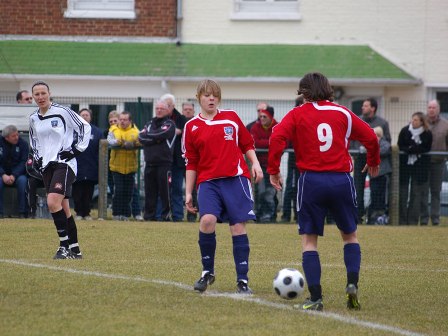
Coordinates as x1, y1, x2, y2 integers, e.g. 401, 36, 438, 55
0, 0, 177, 37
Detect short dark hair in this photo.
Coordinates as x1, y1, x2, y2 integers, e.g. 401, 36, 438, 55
364, 98, 378, 113
16, 90, 29, 102
79, 108, 92, 118
120, 111, 132, 121
298, 72, 334, 102
32, 81, 50, 92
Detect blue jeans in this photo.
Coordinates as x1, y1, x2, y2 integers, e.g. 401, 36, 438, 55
170, 164, 185, 221
0, 175, 28, 215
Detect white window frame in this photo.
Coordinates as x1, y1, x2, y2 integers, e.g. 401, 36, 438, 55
64, 0, 136, 19
231, 0, 301, 21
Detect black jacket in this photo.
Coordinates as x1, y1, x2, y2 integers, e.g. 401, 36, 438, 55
76, 124, 104, 182
138, 116, 176, 165
397, 125, 432, 184
170, 108, 187, 168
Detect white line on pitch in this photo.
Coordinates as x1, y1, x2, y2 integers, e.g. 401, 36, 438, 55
0, 259, 426, 336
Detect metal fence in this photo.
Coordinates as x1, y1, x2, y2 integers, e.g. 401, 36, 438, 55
1, 96, 447, 224
95, 140, 448, 225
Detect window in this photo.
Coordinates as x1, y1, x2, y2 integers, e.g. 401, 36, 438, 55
231, 0, 301, 21
64, 0, 136, 19
436, 92, 448, 114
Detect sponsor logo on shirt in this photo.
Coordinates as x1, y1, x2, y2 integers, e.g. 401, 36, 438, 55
192, 125, 198, 132
224, 126, 234, 141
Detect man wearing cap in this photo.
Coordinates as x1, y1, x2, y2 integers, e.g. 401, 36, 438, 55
250, 106, 278, 223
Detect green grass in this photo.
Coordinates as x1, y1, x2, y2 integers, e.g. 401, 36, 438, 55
0, 219, 447, 336
0, 41, 414, 80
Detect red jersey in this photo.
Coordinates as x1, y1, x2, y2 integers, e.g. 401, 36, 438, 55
267, 101, 380, 175
182, 109, 255, 185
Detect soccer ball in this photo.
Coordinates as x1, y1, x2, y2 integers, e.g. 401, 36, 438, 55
273, 268, 305, 300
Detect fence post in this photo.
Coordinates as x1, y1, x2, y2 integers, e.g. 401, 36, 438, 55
98, 139, 109, 220
390, 145, 400, 225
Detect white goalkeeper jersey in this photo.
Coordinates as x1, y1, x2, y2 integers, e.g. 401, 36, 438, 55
29, 103, 91, 175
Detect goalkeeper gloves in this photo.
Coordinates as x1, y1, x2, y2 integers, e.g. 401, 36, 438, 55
59, 146, 82, 161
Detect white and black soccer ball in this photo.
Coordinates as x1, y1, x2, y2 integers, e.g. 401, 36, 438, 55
273, 268, 305, 300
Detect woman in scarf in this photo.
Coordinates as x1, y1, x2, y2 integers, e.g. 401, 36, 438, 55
397, 112, 432, 224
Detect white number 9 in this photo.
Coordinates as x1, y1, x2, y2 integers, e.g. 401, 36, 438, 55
317, 123, 333, 152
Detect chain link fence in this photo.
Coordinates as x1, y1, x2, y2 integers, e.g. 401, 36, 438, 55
1, 96, 447, 224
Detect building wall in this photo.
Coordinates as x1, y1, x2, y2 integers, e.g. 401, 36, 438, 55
181, 0, 448, 86
0, 0, 177, 37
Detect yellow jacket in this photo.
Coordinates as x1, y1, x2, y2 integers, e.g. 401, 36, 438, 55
109, 124, 140, 174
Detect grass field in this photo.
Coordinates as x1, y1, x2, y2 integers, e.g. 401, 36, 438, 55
1, 219, 447, 336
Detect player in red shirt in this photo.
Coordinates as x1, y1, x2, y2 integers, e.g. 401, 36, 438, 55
268, 72, 380, 311
183, 79, 263, 294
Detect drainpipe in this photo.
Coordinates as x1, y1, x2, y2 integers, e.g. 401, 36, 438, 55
176, 0, 183, 45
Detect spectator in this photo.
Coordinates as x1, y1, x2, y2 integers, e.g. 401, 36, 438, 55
161, 93, 187, 222
17, 89, 41, 218
351, 98, 391, 223
106, 111, 143, 221
246, 101, 268, 219
108, 111, 140, 221
0, 125, 29, 218
420, 100, 448, 225
268, 72, 380, 311
367, 126, 392, 224
105, 110, 119, 207
250, 106, 278, 222
16, 90, 33, 104
183, 79, 263, 294
181, 101, 196, 119
246, 101, 268, 132
397, 112, 432, 225
139, 100, 176, 221
281, 95, 303, 223
30, 81, 91, 259
182, 102, 199, 222
72, 108, 104, 220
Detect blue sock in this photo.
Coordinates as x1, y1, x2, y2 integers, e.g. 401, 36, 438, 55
302, 250, 321, 287
344, 243, 361, 287
232, 234, 250, 282
198, 231, 216, 274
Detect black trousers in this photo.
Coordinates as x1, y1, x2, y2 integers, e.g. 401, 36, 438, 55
112, 172, 134, 217
353, 153, 367, 221
144, 164, 171, 220
72, 180, 96, 217
27, 176, 44, 216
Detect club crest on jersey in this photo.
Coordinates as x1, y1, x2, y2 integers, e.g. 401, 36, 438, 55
223, 126, 234, 140
51, 120, 58, 128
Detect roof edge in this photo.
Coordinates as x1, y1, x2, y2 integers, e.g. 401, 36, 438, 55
0, 74, 422, 86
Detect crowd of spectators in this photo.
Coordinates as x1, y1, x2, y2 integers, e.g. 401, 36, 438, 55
1, 90, 446, 225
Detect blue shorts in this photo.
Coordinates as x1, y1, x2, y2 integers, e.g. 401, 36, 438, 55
198, 176, 256, 225
296, 172, 358, 236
